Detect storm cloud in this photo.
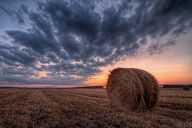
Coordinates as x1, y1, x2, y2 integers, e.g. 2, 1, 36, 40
0, 0, 192, 85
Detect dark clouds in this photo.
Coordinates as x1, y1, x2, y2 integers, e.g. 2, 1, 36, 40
0, 0, 192, 85
0, 6, 25, 24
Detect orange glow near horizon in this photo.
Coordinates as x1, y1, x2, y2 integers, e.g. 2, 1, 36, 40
85, 72, 108, 86
85, 53, 192, 86
38, 71, 48, 78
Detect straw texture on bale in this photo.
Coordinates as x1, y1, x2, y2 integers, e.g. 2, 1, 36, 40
106, 68, 159, 110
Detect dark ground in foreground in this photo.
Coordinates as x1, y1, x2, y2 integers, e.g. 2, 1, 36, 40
0, 88, 191, 128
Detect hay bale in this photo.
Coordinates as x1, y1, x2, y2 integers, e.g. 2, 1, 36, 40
106, 68, 159, 110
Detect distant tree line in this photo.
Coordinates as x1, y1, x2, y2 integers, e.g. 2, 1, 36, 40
160, 84, 191, 90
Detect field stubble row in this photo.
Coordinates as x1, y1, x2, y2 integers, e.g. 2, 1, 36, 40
0, 88, 191, 128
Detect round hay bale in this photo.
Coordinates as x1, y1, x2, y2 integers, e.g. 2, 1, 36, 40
106, 68, 159, 110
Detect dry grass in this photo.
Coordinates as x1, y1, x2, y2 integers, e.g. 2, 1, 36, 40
0, 88, 191, 128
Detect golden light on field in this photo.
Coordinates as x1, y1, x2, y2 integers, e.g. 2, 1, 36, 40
38, 71, 48, 78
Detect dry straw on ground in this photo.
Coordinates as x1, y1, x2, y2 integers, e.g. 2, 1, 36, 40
106, 68, 159, 110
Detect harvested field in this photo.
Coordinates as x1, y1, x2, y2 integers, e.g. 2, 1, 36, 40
0, 88, 191, 128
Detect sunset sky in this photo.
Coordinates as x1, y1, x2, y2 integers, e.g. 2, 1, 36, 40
0, 0, 192, 87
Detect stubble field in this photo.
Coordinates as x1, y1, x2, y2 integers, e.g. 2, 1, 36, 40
0, 88, 191, 128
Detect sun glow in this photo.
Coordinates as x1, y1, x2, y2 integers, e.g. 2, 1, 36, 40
85, 51, 192, 86
38, 71, 48, 78
85, 72, 108, 86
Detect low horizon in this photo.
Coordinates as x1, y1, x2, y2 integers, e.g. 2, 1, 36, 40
0, 83, 191, 88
